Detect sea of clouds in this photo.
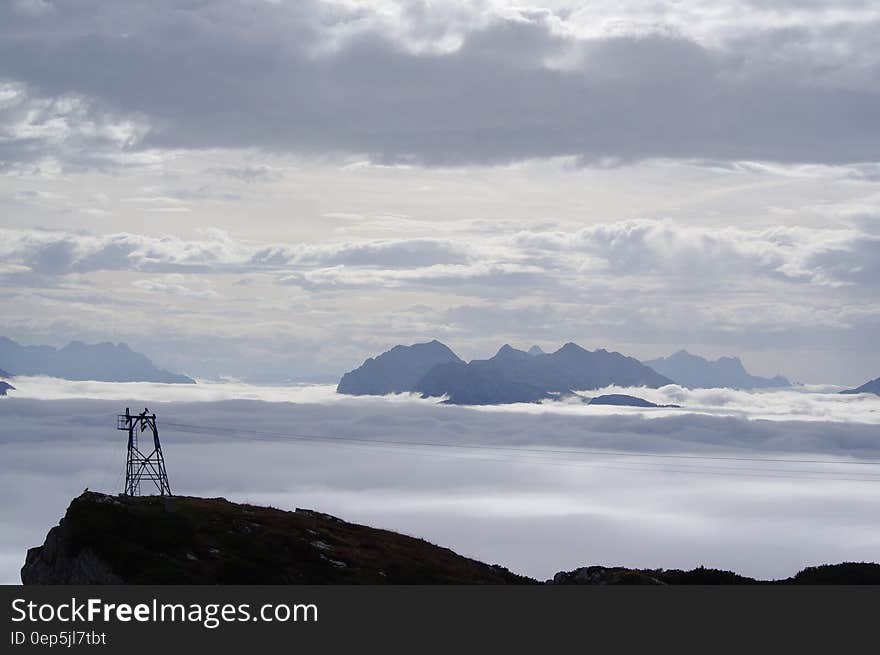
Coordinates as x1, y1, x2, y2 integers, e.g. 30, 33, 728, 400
2, 378, 880, 584
6, 376, 880, 424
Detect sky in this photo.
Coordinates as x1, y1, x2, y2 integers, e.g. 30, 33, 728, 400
1, 0, 880, 385
3, 382, 880, 583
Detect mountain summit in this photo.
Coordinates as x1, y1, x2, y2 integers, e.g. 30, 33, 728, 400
0, 337, 194, 384
22, 492, 529, 585
336, 340, 463, 395
643, 349, 789, 389
339, 341, 672, 405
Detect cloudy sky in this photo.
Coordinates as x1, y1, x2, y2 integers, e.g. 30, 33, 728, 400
2, 0, 879, 384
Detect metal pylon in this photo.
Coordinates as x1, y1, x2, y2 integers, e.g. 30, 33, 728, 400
117, 407, 172, 496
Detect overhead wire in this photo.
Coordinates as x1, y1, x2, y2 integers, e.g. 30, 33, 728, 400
158, 419, 880, 484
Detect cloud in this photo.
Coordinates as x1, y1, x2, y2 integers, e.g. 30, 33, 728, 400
0, 229, 481, 277
0, 80, 148, 172
1, 1, 879, 167
513, 219, 880, 288
7, 376, 880, 426
132, 275, 218, 298
3, 218, 877, 290
4, 392, 880, 584
206, 165, 283, 183
253, 238, 472, 269
2, 219, 879, 385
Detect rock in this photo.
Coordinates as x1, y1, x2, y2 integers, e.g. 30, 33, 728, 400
22, 521, 122, 585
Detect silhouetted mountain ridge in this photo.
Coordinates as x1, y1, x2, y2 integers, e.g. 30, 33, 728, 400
336, 340, 463, 395
417, 343, 673, 404
840, 376, 880, 395
643, 349, 789, 389
0, 337, 194, 384
338, 341, 672, 405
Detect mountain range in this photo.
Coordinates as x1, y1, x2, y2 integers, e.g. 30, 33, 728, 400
840, 376, 880, 395
338, 341, 672, 405
643, 349, 790, 389
0, 337, 195, 384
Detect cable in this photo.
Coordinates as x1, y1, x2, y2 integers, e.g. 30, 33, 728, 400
162, 419, 880, 468
158, 419, 880, 483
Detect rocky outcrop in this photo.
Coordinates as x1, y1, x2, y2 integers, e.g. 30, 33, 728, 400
22, 493, 129, 584
22, 525, 122, 585
21, 492, 531, 585
0, 381, 14, 396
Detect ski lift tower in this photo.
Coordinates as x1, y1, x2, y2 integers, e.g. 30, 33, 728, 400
117, 407, 172, 496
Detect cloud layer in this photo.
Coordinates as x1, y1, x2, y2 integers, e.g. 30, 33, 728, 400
6, 377, 880, 426
2, 2, 880, 385
2, 213, 878, 384
3, 217, 877, 288
4, 392, 880, 584
2, 0, 880, 167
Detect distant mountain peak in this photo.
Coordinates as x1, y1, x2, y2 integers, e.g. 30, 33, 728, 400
644, 350, 789, 390
339, 339, 671, 405
840, 376, 880, 396
527, 345, 545, 356
0, 336, 194, 384
337, 340, 463, 396
494, 344, 529, 360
